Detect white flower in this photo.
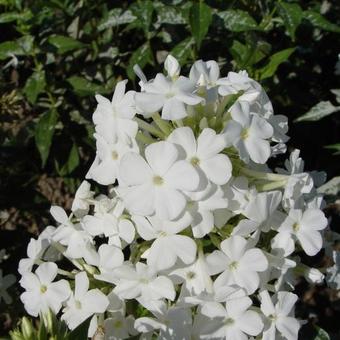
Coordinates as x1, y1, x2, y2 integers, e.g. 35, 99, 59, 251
259, 290, 300, 340
272, 208, 328, 256
189, 60, 220, 102
135, 60, 203, 120
118, 141, 200, 220
86, 133, 139, 186
164, 54, 181, 79
135, 301, 192, 340
61, 272, 109, 330
103, 312, 136, 340
71, 180, 94, 218
20, 262, 70, 317
82, 197, 135, 248
223, 101, 274, 164
207, 235, 268, 294
132, 215, 196, 271
93, 80, 138, 143
113, 262, 175, 302
193, 297, 263, 339
51, 206, 93, 259
0, 269, 15, 304
168, 127, 232, 186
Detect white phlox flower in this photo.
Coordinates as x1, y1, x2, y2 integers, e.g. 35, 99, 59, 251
272, 208, 328, 256
61, 271, 109, 330
223, 101, 274, 164
135, 56, 203, 120
193, 296, 263, 340
259, 290, 301, 340
168, 127, 232, 186
71, 180, 94, 218
20, 262, 71, 317
118, 141, 200, 220
93, 80, 138, 144
132, 214, 196, 271
86, 133, 139, 185
207, 235, 268, 294
113, 262, 175, 302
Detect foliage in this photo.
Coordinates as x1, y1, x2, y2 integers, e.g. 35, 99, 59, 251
0, 0, 339, 337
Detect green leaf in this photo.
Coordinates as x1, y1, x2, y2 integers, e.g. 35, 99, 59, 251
23, 70, 46, 104
217, 10, 258, 32
277, 3, 303, 40
295, 101, 340, 122
130, 0, 154, 38
67, 76, 108, 96
257, 48, 295, 80
0, 35, 34, 60
35, 109, 58, 167
0, 11, 29, 23
312, 326, 331, 340
304, 10, 340, 33
171, 37, 194, 65
63, 143, 79, 175
324, 143, 340, 155
48, 35, 85, 54
65, 318, 91, 340
189, 2, 212, 49
98, 8, 136, 31
155, 4, 186, 25
127, 43, 153, 80
317, 176, 340, 195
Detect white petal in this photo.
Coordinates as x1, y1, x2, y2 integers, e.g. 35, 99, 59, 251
132, 216, 157, 241
276, 291, 298, 315
220, 236, 248, 261
230, 101, 251, 126
245, 136, 271, 164
249, 115, 273, 139
147, 238, 177, 270
170, 235, 197, 264
271, 232, 295, 256
165, 160, 199, 191
112, 80, 127, 103
164, 55, 180, 78
238, 310, 263, 336
36, 262, 58, 285
300, 209, 327, 231
168, 127, 197, 157
276, 316, 300, 340
226, 296, 252, 318
50, 206, 68, 224
197, 128, 226, 158
233, 269, 260, 294
199, 154, 232, 185
206, 251, 229, 275
259, 290, 276, 317
223, 120, 242, 147
119, 153, 152, 185
162, 97, 187, 120
239, 248, 268, 272
145, 141, 178, 176
155, 187, 186, 220
118, 219, 135, 244
297, 230, 323, 256
83, 289, 109, 313
149, 276, 175, 300
135, 92, 164, 114
75, 272, 89, 299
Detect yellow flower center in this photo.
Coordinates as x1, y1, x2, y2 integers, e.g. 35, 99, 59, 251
153, 175, 164, 186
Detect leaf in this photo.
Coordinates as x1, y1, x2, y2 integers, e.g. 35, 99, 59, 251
155, 4, 186, 25
217, 10, 258, 32
127, 43, 153, 80
330, 89, 340, 104
35, 109, 58, 167
295, 101, 340, 122
59, 143, 79, 175
65, 318, 91, 340
48, 35, 85, 54
23, 70, 46, 104
189, 2, 212, 49
98, 8, 136, 31
0, 35, 34, 60
277, 2, 303, 40
171, 37, 194, 65
258, 48, 295, 80
324, 143, 340, 155
312, 326, 331, 340
304, 10, 340, 33
130, 0, 154, 38
67, 76, 108, 96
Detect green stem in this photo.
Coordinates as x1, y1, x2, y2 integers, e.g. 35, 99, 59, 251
134, 117, 165, 138
256, 179, 287, 191
136, 131, 156, 145
152, 112, 172, 136
240, 167, 289, 182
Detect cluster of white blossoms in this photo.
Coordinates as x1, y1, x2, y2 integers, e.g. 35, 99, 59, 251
19, 55, 336, 340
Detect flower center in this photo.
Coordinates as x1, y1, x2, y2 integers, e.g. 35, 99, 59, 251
186, 271, 196, 280
293, 222, 300, 232
228, 261, 238, 270
75, 300, 82, 309
114, 320, 122, 328
40, 285, 47, 294
241, 128, 250, 140
111, 150, 119, 160
153, 175, 164, 186
158, 231, 167, 237
190, 156, 200, 166
139, 278, 149, 284
224, 317, 234, 326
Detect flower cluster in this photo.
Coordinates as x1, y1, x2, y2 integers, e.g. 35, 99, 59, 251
19, 56, 334, 340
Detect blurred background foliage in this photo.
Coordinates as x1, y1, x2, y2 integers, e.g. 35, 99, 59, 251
0, 0, 339, 338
